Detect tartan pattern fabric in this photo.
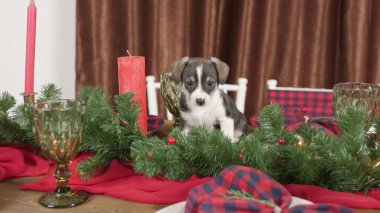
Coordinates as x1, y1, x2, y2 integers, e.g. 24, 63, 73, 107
115, 112, 163, 132
268, 89, 333, 126
308, 117, 340, 135
287, 117, 340, 136
147, 115, 164, 132
185, 165, 352, 213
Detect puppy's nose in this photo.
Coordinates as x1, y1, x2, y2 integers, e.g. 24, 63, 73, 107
196, 98, 205, 106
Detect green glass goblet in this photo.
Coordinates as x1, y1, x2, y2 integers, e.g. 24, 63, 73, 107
32, 99, 88, 208
160, 72, 182, 127
332, 82, 380, 130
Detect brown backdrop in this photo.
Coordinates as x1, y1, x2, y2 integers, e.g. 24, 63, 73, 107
76, 0, 380, 117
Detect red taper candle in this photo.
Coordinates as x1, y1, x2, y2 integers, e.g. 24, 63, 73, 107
24, 0, 37, 95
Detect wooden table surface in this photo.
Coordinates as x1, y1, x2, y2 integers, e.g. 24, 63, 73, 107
0, 176, 166, 213
1, 121, 380, 212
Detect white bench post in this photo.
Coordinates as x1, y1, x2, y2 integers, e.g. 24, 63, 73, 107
236, 78, 248, 113
146, 76, 158, 116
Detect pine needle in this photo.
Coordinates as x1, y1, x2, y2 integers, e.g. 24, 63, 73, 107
36, 83, 63, 102
0, 91, 16, 113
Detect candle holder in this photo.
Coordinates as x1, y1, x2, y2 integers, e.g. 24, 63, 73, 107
21, 93, 36, 104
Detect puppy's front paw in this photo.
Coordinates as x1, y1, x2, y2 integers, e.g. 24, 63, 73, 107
182, 127, 190, 136
219, 118, 235, 143
231, 136, 240, 143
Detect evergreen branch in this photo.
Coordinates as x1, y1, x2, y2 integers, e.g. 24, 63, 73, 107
114, 93, 143, 161
259, 104, 286, 142
36, 83, 63, 102
164, 140, 193, 180
0, 116, 29, 143
222, 189, 280, 210
237, 131, 278, 178
0, 84, 63, 147
0, 91, 16, 113
200, 131, 237, 177
76, 86, 131, 178
336, 107, 367, 145
77, 153, 112, 181
114, 93, 141, 134
181, 127, 212, 177
0, 91, 22, 142
11, 104, 36, 147
130, 137, 167, 177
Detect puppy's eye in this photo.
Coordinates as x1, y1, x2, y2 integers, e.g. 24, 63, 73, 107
207, 80, 215, 87
186, 80, 194, 87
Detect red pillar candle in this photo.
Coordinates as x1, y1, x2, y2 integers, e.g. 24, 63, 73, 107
118, 56, 147, 136
25, 0, 37, 95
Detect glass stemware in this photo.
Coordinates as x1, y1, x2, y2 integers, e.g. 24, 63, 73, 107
32, 99, 87, 208
160, 72, 182, 127
332, 82, 380, 130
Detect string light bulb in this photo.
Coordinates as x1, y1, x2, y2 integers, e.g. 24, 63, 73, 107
295, 135, 305, 148
373, 161, 380, 168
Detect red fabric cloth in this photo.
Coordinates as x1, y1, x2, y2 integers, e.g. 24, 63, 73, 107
18, 153, 380, 208
285, 184, 380, 209
20, 153, 213, 204
0, 146, 50, 181
1, 145, 380, 208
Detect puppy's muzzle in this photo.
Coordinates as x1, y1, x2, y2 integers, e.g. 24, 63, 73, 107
196, 98, 205, 106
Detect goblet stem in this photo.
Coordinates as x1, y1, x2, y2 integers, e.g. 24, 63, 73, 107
39, 162, 88, 208
54, 163, 72, 194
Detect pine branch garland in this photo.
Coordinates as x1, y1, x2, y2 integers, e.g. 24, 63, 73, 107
130, 104, 380, 192
2, 84, 380, 193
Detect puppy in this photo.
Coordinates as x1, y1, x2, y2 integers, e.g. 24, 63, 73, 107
170, 57, 248, 142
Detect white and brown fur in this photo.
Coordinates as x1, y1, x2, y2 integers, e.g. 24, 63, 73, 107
170, 57, 248, 143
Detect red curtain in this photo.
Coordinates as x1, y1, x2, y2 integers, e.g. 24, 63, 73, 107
76, 0, 380, 117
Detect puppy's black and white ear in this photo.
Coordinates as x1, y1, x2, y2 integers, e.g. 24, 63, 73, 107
211, 57, 229, 84
170, 56, 189, 83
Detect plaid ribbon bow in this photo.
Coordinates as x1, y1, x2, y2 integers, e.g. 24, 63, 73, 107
185, 165, 352, 213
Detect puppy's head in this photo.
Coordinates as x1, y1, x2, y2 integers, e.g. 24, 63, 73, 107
170, 57, 229, 107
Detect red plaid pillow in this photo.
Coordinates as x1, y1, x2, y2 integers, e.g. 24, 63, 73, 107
268, 89, 333, 126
